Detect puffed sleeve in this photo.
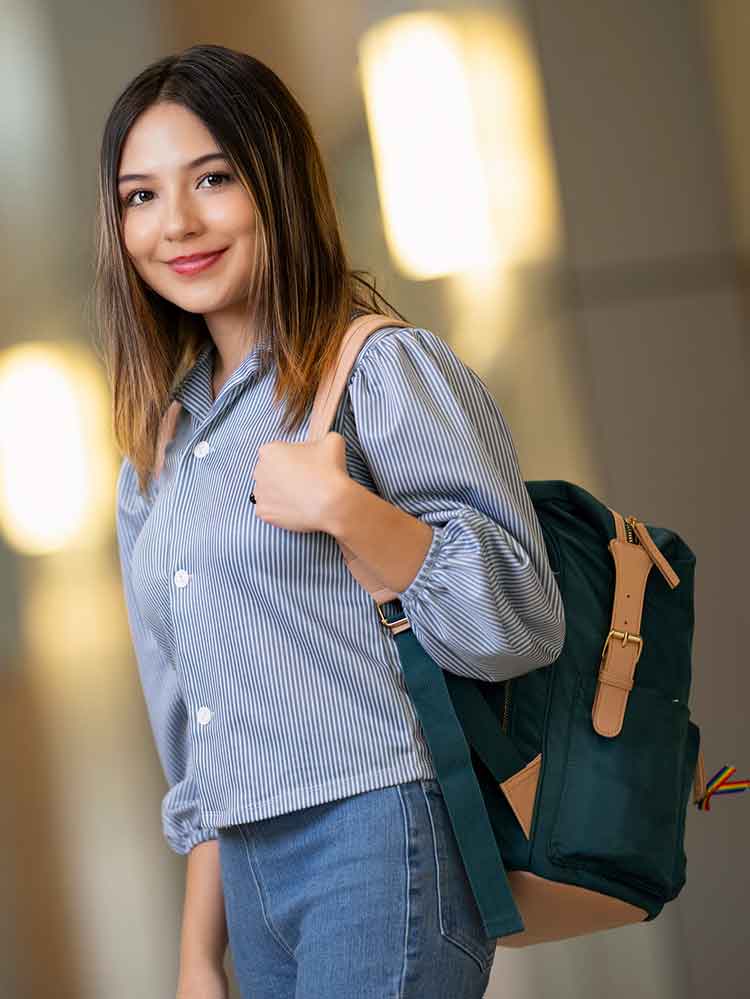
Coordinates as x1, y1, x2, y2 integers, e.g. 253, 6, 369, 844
115, 457, 218, 855
346, 325, 565, 683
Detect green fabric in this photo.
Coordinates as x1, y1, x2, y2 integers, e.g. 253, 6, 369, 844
386, 479, 701, 940
393, 627, 526, 938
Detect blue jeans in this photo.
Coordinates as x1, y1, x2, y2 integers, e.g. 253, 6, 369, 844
218, 777, 498, 998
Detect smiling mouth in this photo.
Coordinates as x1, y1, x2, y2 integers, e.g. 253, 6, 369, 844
167, 248, 229, 275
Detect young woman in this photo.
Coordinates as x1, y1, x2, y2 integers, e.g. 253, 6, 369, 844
98, 43, 564, 999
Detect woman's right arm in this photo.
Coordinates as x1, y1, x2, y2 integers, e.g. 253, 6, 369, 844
176, 840, 229, 998
115, 459, 226, 991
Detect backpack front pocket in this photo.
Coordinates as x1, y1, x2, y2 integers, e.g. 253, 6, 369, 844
548, 672, 692, 900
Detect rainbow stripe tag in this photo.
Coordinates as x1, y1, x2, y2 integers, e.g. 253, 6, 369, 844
697, 765, 750, 811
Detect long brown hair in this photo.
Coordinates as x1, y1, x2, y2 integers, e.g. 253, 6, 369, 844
92, 43, 408, 497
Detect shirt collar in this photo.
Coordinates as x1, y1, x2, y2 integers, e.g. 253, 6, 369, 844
172, 338, 268, 422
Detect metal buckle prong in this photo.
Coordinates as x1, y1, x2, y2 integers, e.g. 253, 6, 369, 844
376, 601, 409, 632
600, 628, 643, 666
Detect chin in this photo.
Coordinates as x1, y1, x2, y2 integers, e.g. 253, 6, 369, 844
163, 287, 230, 314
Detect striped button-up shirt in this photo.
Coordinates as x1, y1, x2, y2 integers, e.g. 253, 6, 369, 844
115, 324, 565, 855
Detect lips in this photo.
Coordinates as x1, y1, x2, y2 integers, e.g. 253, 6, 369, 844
168, 248, 228, 275
169, 249, 225, 263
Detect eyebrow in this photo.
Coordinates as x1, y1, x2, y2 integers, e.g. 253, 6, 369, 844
117, 152, 229, 185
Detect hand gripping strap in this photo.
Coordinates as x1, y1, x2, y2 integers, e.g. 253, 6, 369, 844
154, 314, 416, 609
307, 313, 413, 609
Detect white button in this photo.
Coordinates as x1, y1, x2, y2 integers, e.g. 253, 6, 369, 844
196, 706, 212, 725
173, 569, 191, 588
194, 440, 211, 458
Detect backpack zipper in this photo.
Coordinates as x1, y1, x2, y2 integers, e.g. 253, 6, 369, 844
502, 678, 512, 733
624, 514, 680, 588
624, 515, 640, 545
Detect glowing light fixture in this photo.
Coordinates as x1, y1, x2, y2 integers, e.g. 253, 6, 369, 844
0, 342, 114, 555
358, 8, 560, 279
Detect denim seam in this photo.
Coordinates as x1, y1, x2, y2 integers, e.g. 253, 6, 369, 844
236, 824, 296, 960
419, 783, 493, 974
418, 783, 446, 938
394, 784, 411, 999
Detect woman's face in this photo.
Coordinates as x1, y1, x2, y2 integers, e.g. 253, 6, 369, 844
118, 101, 257, 317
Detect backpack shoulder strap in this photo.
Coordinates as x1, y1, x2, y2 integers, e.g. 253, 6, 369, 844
307, 312, 414, 614
307, 313, 411, 442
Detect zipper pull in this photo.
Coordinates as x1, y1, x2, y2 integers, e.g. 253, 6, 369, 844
625, 516, 680, 589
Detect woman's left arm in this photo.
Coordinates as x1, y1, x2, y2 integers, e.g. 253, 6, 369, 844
324, 325, 565, 684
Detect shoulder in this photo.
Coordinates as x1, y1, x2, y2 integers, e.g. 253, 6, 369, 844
349, 324, 469, 384
116, 456, 153, 530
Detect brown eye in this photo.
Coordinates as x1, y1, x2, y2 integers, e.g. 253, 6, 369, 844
124, 189, 153, 208
198, 172, 233, 189
122, 172, 232, 209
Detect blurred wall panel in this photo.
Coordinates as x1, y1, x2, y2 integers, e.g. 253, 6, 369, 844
1, 1, 194, 997
526, 2, 748, 998
701, 0, 750, 320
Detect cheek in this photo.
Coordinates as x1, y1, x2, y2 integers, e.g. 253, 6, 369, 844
207, 193, 256, 238
122, 212, 157, 259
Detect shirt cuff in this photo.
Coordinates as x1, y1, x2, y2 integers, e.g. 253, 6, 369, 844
167, 823, 220, 856
396, 523, 446, 610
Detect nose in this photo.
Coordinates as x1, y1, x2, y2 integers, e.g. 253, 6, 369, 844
162, 188, 201, 241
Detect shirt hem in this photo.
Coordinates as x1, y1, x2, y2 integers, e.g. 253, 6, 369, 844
202, 759, 439, 828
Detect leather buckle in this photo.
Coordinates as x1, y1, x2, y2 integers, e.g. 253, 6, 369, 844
376, 601, 410, 633
600, 628, 643, 667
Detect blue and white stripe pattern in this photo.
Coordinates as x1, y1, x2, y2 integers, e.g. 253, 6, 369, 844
115, 324, 565, 855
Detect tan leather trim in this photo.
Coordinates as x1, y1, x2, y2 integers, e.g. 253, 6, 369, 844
499, 753, 541, 840
497, 871, 648, 947
594, 508, 682, 738
306, 313, 414, 625
611, 509, 626, 542
693, 747, 707, 805
630, 518, 680, 588
592, 534, 653, 737
307, 313, 411, 442
591, 504, 657, 739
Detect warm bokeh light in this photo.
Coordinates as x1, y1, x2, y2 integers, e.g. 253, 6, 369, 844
359, 12, 494, 278
0, 342, 116, 555
358, 8, 561, 280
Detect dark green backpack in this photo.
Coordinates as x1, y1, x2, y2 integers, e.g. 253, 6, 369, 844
304, 314, 742, 948
383, 479, 705, 945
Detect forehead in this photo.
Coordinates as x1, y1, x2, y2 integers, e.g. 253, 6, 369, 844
119, 103, 216, 171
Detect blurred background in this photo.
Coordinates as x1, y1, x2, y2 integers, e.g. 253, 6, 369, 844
1, 0, 748, 996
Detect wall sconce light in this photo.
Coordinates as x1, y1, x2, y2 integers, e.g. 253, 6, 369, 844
0, 342, 115, 555
358, 6, 560, 280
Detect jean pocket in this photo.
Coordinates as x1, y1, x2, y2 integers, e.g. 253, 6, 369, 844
420, 781, 497, 973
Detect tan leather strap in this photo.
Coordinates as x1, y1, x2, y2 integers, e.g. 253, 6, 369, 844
307, 313, 411, 442
306, 313, 413, 621
593, 508, 682, 737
